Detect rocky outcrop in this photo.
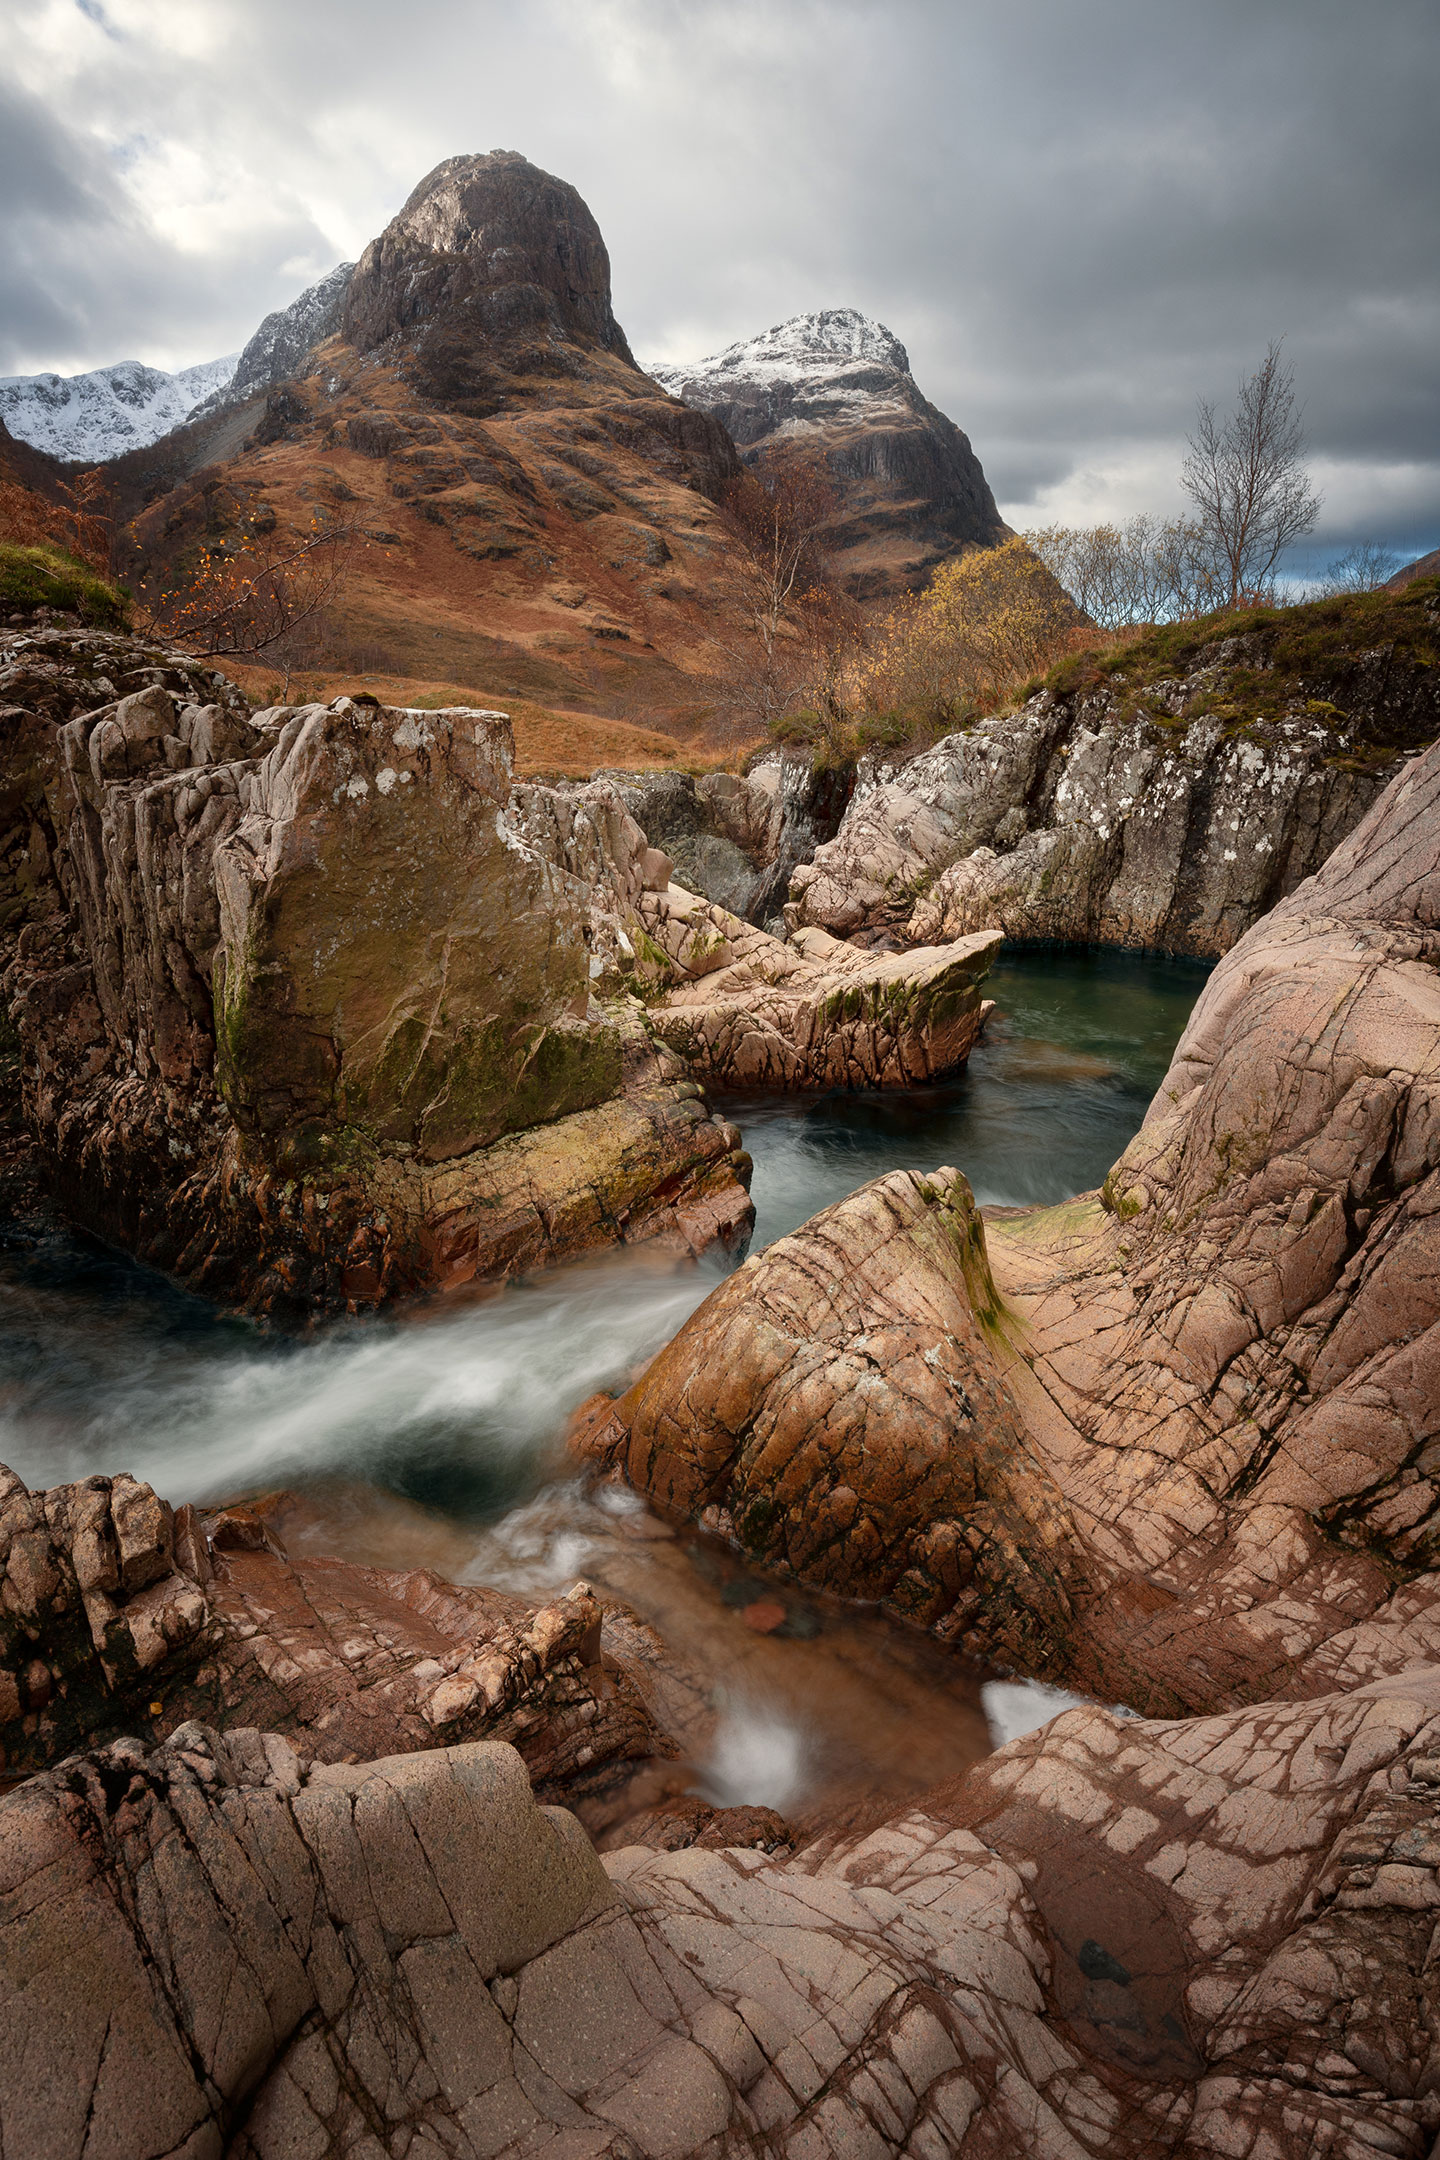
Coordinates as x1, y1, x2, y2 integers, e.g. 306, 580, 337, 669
0, 625, 751, 1313
591, 749, 852, 926
9, 1668, 1440, 2158
787, 585, 1440, 956
573, 1166, 1069, 1670
580, 731, 1440, 1717
0, 1464, 676, 1801
508, 762, 1000, 1092
651, 307, 1006, 600
640, 892, 999, 1090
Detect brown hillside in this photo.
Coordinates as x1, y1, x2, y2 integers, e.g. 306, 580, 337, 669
105, 153, 761, 741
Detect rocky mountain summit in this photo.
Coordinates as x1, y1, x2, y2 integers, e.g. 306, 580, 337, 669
651, 306, 1006, 598
101, 150, 761, 724
787, 580, 1440, 955
187, 260, 355, 421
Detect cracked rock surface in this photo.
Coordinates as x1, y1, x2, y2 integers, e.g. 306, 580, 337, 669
578, 734, 1440, 1717
8, 1669, 1440, 2157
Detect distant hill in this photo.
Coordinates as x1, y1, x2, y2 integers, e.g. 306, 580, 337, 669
649, 308, 1006, 600
1387, 547, 1440, 592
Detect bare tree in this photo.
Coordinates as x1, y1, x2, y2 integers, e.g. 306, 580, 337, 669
714, 452, 840, 731
1182, 340, 1321, 608
133, 517, 361, 660
1320, 541, 1402, 595
1026, 515, 1222, 628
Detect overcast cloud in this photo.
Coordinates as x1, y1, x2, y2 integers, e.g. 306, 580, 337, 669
3, 0, 1438, 563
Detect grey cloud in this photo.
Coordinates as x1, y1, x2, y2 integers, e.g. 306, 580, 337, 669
4, 0, 1436, 555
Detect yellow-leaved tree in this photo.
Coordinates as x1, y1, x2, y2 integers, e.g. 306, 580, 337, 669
855, 535, 1081, 734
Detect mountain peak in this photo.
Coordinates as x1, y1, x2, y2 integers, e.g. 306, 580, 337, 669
342, 149, 636, 372
698, 309, 911, 380
648, 308, 1004, 601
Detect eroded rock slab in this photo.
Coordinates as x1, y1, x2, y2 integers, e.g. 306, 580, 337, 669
640, 887, 998, 1089
7, 1669, 1440, 2158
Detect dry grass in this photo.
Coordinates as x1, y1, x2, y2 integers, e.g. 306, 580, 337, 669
220, 661, 746, 778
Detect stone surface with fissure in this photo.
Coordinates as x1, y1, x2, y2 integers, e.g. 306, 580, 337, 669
7, 1669, 1440, 2157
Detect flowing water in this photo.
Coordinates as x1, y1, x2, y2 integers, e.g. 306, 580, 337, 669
0, 946, 1208, 1825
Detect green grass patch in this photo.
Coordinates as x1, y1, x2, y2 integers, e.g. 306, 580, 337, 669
0, 542, 129, 627
1040, 579, 1438, 755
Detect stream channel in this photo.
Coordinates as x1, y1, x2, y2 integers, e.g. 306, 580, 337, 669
0, 947, 1210, 1833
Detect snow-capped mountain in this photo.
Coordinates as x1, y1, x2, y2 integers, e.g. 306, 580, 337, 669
1, 261, 356, 464
0, 354, 239, 464
649, 307, 1005, 599
190, 262, 355, 422
649, 308, 916, 432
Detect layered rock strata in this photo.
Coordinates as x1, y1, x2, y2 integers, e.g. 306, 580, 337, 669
787, 590, 1440, 956
8, 1669, 1440, 2158
580, 733, 1440, 1715
0, 1467, 665, 1796
0, 626, 751, 1312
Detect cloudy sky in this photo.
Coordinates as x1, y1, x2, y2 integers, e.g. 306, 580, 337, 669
5, 0, 1438, 564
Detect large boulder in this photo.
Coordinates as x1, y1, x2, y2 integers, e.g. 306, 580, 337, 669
640, 889, 998, 1089
0, 626, 752, 1314
580, 733, 1440, 1714
7, 1669, 1440, 2157
787, 586, 1440, 957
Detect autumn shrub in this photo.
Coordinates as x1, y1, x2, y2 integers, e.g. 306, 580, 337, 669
853, 536, 1082, 733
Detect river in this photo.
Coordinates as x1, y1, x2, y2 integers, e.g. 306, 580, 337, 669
0, 946, 1208, 1828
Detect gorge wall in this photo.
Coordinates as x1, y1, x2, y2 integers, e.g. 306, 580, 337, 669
787, 582, 1440, 956
579, 722, 1440, 1720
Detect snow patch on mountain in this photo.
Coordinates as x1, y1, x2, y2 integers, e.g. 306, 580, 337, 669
191, 263, 355, 422
0, 355, 239, 463
648, 308, 917, 434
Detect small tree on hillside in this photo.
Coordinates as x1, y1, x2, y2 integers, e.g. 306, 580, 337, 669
715, 451, 841, 732
133, 515, 361, 660
1182, 341, 1321, 608
1026, 514, 1223, 628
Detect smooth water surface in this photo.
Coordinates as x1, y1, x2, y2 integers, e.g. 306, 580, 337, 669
730, 947, 1210, 1248
0, 945, 1208, 1813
